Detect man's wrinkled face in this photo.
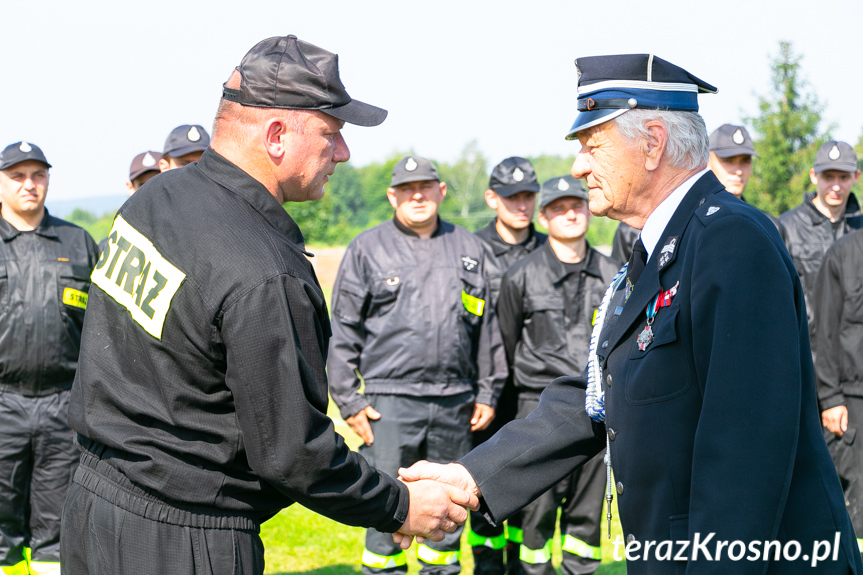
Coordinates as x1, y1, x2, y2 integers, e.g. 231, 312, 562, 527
0, 160, 49, 218
387, 180, 446, 230
539, 196, 591, 241
279, 111, 350, 202
811, 169, 860, 210
708, 153, 752, 198
490, 190, 537, 231
571, 121, 646, 220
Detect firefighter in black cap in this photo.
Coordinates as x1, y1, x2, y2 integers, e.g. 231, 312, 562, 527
0, 141, 99, 575
470, 156, 546, 574
328, 155, 504, 575
61, 35, 477, 575
126, 150, 162, 194
399, 53, 862, 574
780, 140, 863, 362
159, 124, 210, 171
496, 175, 618, 575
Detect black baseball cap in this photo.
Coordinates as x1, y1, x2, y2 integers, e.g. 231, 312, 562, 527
813, 141, 858, 173
163, 125, 210, 158
709, 124, 756, 158
489, 157, 540, 198
0, 141, 51, 171
391, 156, 439, 187
129, 151, 163, 180
222, 35, 387, 127
539, 175, 588, 208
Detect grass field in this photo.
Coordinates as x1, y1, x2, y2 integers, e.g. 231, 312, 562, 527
259, 401, 628, 574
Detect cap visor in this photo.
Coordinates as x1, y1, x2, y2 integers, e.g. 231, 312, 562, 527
565, 109, 630, 140
814, 163, 858, 174
165, 144, 209, 158
711, 146, 757, 159
391, 175, 439, 187
326, 99, 388, 127
492, 183, 540, 198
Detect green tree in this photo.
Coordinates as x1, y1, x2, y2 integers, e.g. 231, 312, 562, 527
852, 128, 863, 200
65, 208, 116, 244
438, 142, 491, 230
746, 41, 831, 216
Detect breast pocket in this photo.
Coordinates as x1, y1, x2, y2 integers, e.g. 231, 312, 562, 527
367, 274, 402, 318
626, 307, 690, 404
459, 271, 486, 327
523, 292, 566, 352
56, 262, 92, 356
0, 264, 8, 310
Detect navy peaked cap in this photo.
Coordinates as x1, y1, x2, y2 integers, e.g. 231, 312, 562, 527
566, 54, 717, 139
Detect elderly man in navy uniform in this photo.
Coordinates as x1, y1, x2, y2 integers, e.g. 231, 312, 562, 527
471, 156, 546, 574
399, 54, 862, 573
0, 142, 99, 575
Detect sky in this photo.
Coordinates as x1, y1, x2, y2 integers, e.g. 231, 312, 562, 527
3, 0, 862, 203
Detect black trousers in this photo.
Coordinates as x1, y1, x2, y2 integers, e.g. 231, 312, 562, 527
360, 393, 474, 575
825, 395, 863, 548
60, 452, 264, 575
511, 394, 605, 575
0, 390, 78, 571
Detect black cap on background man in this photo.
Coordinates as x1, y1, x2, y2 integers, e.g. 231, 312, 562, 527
160, 125, 210, 172
539, 175, 588, 208
813, 141, 859, 174
489, 157, 540, 198
0, 141, 51, 171
707, 124, 756, 198
127, 151, 163, 194
390, 156, 440, 187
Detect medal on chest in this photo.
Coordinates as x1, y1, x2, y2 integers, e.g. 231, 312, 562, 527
637, 281, 679, 351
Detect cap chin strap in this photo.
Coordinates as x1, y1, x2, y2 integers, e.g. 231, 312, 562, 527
577, 98, 639, 112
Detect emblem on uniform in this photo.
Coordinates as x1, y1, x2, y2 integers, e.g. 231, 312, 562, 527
405, 158, 418, 171
512, 167, 524, 182
461, 255, 478, 272
624, 277, 634, 302
187, 126, 201, 142
638, 281, 679, 351
142, 152, 156, 167
732, 128, 745, 145
557, 178, 570, 191
658, 236, 677, 270
706, 206, 720, 216
386, 276, 400, 286
828, 144, 841, 160
18, 141, 32, 153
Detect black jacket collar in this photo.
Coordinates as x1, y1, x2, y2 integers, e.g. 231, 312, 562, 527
0, 207, 58, 241
478, 218, 543, 257
541, 240, 603, 284
392, 214, 444, 238
197, 149, 307, 252
802, 191, 862, 226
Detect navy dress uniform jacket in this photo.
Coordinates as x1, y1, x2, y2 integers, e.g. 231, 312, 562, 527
461, 172, 861, 573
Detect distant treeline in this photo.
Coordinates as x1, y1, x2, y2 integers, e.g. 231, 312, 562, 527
67, 42, 863, 250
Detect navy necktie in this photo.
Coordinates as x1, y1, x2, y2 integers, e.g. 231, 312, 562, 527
627, 238, 647, 286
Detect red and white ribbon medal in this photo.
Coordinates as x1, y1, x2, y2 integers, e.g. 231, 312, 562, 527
637, 281, 679, 351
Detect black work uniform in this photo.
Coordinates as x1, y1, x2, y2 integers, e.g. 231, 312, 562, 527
814, 228, 863, 548
328, 217, 503, 575
0, 210, 97, 574
470, 219, 546, 574
461, 173, 862, 574
780, 191, 863, 359
497, 242, 618, 575
62, 149, 408, 575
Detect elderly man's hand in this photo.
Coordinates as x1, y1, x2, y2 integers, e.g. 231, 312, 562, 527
391, 479, 479, 550
399, 461, 481, 499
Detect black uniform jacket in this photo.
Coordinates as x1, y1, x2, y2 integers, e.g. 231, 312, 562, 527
497, 242, 618, 393
0, 210, 98, 396
780, 192, 863, 357
475, 219, 546, 309
328, 217, 504, 419
462, 172, 861, 573
814, 228, 863, 408
68, 149, 407, 530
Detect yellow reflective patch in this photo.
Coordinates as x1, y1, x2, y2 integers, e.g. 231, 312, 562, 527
62, 287, 88, 309
417, 544, 460, 565
462, 290, 485, 316
361, 548, 407, 569
91, 215, 186, 339
592, 308, 599, 326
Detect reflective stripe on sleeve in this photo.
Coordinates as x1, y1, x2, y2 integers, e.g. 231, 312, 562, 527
0, 559, 29, 575
467, 529, 507, 549
417, 544, 460, 565
29, 561, 61, 575
361, 548, 407, 569
519, 539, 553, 564
561, 534, 602, 560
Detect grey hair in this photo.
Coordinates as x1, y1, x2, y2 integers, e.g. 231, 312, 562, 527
613, 110, 709, 170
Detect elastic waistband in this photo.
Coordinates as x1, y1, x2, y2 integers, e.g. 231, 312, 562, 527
74, 451, 259, 532
0, 381, 73, 397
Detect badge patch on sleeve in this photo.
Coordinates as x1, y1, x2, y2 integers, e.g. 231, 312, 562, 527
462, 290, 485, 316
62, 288, 88, 309
91, 216, 186, 339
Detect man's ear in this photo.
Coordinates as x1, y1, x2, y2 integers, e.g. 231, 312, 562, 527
809, 168, 818, 186
159, 158, 170, 173
386, 187, 398, 210
643, 120, 668, 172
537, 209, 549, 230
438, 181, 447, 200
264, 118, 288, 162
484, 189, 499, 210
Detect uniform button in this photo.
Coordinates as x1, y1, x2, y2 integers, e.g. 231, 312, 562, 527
617, 481, 624, 494
602, 341, 609, 349
607, 428, 616, 441
626, 534, 636, 544
606, 374, 612, 387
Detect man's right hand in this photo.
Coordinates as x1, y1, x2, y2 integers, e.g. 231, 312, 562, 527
392, 478, 479, 550
822, 405, 849, 437
345, 405, 381, 445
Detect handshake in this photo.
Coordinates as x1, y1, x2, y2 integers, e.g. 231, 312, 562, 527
393, 460, 482, 550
